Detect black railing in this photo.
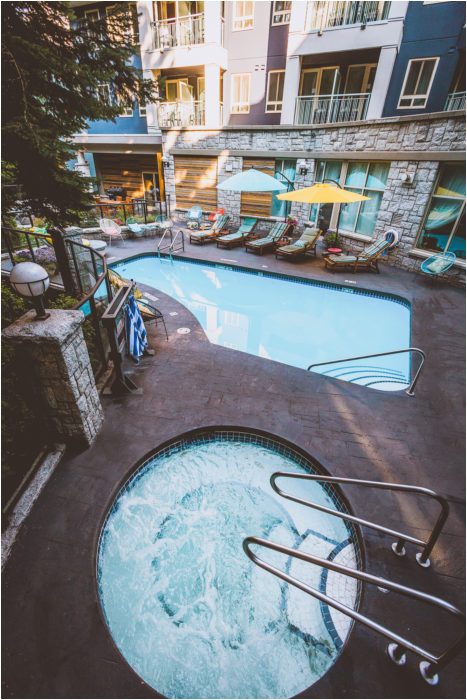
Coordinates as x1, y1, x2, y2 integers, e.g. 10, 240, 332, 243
79, 196, 171, 228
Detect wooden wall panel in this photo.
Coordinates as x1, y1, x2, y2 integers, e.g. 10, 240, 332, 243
240, 158, 275, 217
174, 156, 218, 210
94, 154, 160, 198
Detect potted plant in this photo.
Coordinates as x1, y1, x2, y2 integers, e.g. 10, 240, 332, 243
323, 229, 341, 250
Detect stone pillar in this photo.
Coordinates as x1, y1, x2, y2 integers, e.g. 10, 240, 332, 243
217, 155, 242, 229
205, 63, 221, 127
289, 158, 315, 232
367, 46, 398, 120
280, 55, 301, 125
161, 146, 176, 215
2, 310, 104, 449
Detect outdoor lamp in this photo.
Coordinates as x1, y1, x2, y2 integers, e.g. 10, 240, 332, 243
299, 165, 308, 176
10, 262, 50, 320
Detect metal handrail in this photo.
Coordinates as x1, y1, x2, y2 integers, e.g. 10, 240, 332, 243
156, 227, 172, 258
307, 347, 425, 396
243, 536, 464, 684
169, 229, 185, 257
270, 472, 449, 567
157, 228, 184, 260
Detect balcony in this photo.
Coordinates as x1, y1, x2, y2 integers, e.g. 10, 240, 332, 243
444, 91, 466, 112
152, 13, 213, 49
294, 93, 371, 125
157, 101, 224, 127
306, 1, 391, 32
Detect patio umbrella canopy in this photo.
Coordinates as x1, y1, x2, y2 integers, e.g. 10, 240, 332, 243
217, 167, 288, 192
276, 182, 370, 203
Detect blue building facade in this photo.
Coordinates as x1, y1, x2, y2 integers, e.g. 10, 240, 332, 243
383, 1, 466, 117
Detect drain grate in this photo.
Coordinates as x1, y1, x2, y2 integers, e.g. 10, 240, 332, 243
177, 327, 190, 334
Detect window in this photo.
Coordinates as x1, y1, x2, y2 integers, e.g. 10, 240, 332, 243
271, 160, 296, 217
309, 160, 343, 229
233, 1, 254, 30
139, 104, 147, 117
415, 164, 465, 260
398, 57, 439, 109
231, 74, 250, 113
97, 84, 111, 105
344, 64, 377, 94
340, 162, 390, 237
265, 71, 285, 112
84, 9, 99, 21
119, 104, 134, 117
106, 4, 136, 43
272, 1, 291, 25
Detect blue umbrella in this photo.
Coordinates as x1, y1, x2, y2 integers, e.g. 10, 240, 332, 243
217, 168, 288, 192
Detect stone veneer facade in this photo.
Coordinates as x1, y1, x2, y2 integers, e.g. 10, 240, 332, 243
161, 111, 465, 286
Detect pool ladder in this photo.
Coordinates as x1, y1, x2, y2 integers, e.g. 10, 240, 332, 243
307, 347, 425, 396
243, 472, 464, 686
157, 228, 185, 260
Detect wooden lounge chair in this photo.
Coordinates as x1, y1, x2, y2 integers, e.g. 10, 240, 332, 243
108, 269, 168, 339
276, 227, 321, 260
245, 221, 290, 255
216, 217, 258, 249
189, 215, 230, 245
324, 236, 393, 273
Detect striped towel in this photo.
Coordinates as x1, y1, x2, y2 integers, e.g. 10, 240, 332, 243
125, 295, 148, 363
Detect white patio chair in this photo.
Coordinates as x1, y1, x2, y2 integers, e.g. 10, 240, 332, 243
99, 218, 125, 246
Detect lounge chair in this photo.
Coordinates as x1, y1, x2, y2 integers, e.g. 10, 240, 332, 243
108, 269, 168, 340
276, 227, 321, 260
324, 236, 393, 273
245, 222, 291, 255
420, 251, 456, 278
99, 218, 125, 246
189, 215, 230, 245
216, 217, 258, 249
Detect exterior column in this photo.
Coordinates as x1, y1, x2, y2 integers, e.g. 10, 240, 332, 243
217, 155, 242, 229
367, 46, 398, 120
280, 55, 301, 125
205, 63, 221, 127
204, 0, 222, 45
143, 70, 161, 134
137, 1, 154, 52
2, 309, 104, 449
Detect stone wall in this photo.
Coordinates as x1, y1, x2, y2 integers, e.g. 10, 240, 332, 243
2, 310, 104, 448
161, 112, 465, 285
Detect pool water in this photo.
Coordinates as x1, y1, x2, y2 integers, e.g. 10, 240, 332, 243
113, 255, 411, 390
97, 436, 360, 699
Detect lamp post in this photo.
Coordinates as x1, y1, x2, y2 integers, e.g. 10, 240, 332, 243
10, 262, 50, 321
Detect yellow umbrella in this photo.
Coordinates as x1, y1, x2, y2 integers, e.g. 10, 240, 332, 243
276, 181, 371, 245
276, 181, 370, 204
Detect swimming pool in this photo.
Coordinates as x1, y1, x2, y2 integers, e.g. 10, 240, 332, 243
113, 255, 411, 390
97, 429, 361, 699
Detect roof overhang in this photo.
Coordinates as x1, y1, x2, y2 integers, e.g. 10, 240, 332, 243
73, 133, 162, 154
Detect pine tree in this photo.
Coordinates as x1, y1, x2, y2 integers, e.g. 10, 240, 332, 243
1, 2, 156, 224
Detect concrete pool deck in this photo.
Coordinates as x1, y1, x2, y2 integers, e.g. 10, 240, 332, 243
2, 231, 465, 698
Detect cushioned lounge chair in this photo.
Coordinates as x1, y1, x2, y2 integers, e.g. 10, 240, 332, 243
276, 227, 321, 260
324, 236, 392, 273
108, 269, 168, 340
245, 222, 290, 255
189, 215, 230, 245
216, 218, 258, 249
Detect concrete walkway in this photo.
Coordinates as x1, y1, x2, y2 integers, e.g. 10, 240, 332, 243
2, 232, 465, 698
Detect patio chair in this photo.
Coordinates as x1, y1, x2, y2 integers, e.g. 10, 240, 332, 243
189, 215, 230, 245
99, 218, 125, 246
108, 269, 168, 340
208, 207, 225, 222
324, 236, 393, 273
275, 228, 321, 260
245, 222, 291, 255
126, 216, 146, 237
186, 205, 203, 230
420, 251, 456, 279
216, 218, 258, 249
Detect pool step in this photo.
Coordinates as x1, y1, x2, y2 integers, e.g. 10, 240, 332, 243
317, 364, 409, 389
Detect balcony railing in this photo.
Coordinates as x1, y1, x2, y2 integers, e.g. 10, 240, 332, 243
295, 93, 371, 125
306, 1, 391, 32
158, 100, 205, 127
444, 91, 466, 112
152, 12, 205, 49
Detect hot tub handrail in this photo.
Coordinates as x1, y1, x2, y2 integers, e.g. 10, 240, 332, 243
270, 472, 449, 568
307, 347, 425, 396
242, 536, 464, 685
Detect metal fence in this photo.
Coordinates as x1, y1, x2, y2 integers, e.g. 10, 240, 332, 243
152, 12, 205, 49
158, 101, 206, 127
295, 92, 371, 125
78, 197, 170, 228
306, 1, 391, 31
444, 91, 466, 112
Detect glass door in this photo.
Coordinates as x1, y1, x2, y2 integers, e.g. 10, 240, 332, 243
142, 172, 160, 202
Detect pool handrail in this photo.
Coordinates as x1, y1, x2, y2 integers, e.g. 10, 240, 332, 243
242, 535, 465, 685
270, 472, 449, 568
307, 347, 425, 396
157, 228, 185, 260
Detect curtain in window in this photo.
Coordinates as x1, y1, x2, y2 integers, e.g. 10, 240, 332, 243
424, 199, 463, 231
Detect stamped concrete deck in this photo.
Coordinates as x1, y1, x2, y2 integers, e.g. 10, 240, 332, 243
2, 231, 465, 698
